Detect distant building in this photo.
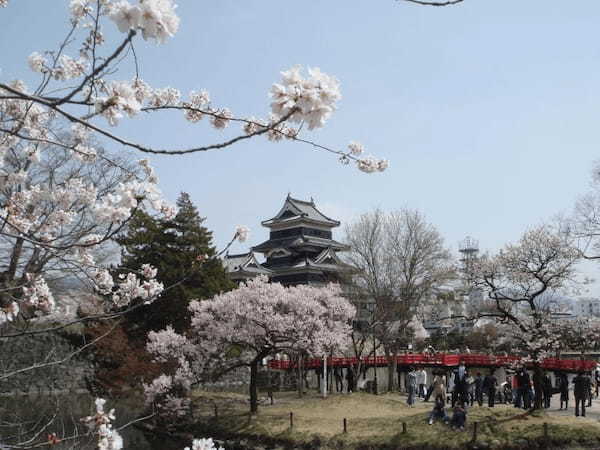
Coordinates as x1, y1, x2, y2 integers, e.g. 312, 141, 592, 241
574, 298, 600, 318
223, 251, 272, 284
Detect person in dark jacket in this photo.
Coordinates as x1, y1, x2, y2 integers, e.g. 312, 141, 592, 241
346, 366, 355, 394
559, 373, 569, 410
333, 366, 343, 393
587, 371, 593, 408
450, 402, 467, 430
483, 370, 498, 407
542, 372, 553, 409
573, 371, 591, 417
474, 372, 484, 406
517, 369, 532, 409
428, 395, 449, 425
452, 360, 469, 407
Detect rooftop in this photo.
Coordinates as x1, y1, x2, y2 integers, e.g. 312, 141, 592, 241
262, 194, 340, 228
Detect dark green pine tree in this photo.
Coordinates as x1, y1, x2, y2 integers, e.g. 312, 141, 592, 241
116, 192, 234, 341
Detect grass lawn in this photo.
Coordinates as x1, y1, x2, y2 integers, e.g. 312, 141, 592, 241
190, 391, 600, 449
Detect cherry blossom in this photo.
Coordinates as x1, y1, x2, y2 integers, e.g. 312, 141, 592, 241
109, 0, 179, 44
235, 225, 250, 242
80, 398, 124, 450
270, 65, 341, 130
27, 52, 47, 73
184, 438, 224, 450
147, 276, 355, 414
348, 141, 364, 156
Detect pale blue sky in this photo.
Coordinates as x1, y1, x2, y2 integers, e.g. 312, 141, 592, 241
2, 1, 600, 283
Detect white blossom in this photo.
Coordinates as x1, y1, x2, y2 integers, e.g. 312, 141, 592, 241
138, 0, 180, 44
270, 65, 341, 130
235, 225, 249, 242
348, 141, 364, 156
27, 52, 47, 73
210, 108, 233, 130
70, 0, 93, 22
81, 398, 123, 450
184, 438, 224, 450
109, 0, 142, 33
357, 156, 388, 173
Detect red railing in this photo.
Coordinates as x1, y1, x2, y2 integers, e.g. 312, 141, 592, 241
267, 353, 597, 372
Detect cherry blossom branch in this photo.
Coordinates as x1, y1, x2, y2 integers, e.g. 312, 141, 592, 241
54, 30, 137, 106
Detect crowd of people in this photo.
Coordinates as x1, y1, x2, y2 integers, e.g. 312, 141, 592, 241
316, 360, 600, 424
401, 361, 600, 428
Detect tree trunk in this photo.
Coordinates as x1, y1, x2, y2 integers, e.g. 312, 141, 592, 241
250, 359, 259, 414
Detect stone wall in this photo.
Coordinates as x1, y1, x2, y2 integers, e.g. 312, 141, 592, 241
0, 330, 94, 396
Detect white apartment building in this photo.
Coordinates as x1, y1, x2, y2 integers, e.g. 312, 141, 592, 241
574, 298, 600, 318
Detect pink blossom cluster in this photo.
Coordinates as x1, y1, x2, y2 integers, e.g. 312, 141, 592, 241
22, 274, 55, 315
92, 264, 164, 307
80, 398, 124, 450
145, 276, 355, 412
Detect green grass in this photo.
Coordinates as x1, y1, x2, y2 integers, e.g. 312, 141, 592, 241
190, 391, 600, 449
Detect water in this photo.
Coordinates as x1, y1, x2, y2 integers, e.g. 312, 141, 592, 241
0, 392, 186, 449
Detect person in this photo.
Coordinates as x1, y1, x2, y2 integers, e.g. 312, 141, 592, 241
417, 368, 427, 399
316, 366, 323, 391
587, 371, 593, 408
430, 371, 447, 405
346, 366, 355, 394
483, 370, 497, 407
595, 367, 600, 398
428, 395, 449, 425
512, 372, 520, 408
474, 372, 484, 406
333, 366, 343, 393
501, 377, 512, 404
542, 372, 553, 409
559, 373, 569, 410
573, 371, 591, 417
517, 369, 531, 409
467, 375, 476, 406
407, 366, 418, 407
450, 402, 467, 431
452, 360, 469, 407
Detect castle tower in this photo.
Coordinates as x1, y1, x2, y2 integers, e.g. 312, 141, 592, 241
252, 195, 352, 286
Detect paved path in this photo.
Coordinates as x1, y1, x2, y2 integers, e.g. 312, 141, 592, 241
546, 393, 600, 421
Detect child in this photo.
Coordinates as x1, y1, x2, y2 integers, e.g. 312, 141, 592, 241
450, 402, 467, 430
428, 395, 448, 425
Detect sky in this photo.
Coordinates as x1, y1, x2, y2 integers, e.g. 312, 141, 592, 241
2, 1, 600, 292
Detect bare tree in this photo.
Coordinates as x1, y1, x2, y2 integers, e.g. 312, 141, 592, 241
473, 224, 581, 409
344, 208, 454, 391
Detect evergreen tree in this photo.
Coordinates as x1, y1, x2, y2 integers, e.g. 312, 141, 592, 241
116, 192, 234, 341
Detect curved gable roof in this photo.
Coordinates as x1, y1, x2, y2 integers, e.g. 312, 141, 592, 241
262, 195, 340, 228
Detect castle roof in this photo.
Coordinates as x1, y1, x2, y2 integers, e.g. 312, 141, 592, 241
261, 195, 340, 228
223, 252, 272, 277
252, 235, 349, 253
